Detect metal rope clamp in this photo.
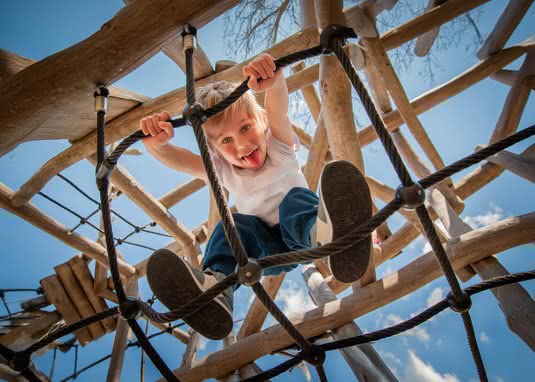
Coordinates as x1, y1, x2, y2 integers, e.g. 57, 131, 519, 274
181, 24, 198, 53
94, 84, 109, 114
319, 24, 357, 54
182, 102, 207, 126
236, 259, 263, 286
8, 351, 30, 373
301, 346, 326, 367
395, 182, 426, 209
119, 296, 142, 320
447, 290, 472, 313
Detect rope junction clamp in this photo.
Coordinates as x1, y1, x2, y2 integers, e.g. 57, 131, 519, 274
119, 297, 142, 320
94, 84, 109, 114
447, 290, 472, 313
319, 24, 357, 54
182, 24, 197, 54
395, 183, 426, 209
8, 351, 31, 373
95, 159, 113, 191
182, 102, 207, 125
236, 258, 263, 286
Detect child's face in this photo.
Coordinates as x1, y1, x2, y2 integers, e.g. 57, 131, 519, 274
207, 109, 267, 170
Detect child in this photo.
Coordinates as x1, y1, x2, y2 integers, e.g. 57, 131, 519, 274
140, 53, 372, 340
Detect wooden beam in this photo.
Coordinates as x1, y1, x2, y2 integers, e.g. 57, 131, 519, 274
163, 39, 214, 80
358, 42, 528, 148
168, 212, 535, 381
361, 25, 450, 177
106, 278, 138, 382
303, 265, 398, 381
87, 156, 197, 256
40, 275, 92, 346
470, 256, 535, 351
158, 178, 206, 209
414, 0, 444, 57
180, 329, 200, 368
8, 25, 320, 207
456, 51, 533, 199
0, 183, 136, 277
477, 0, 533, 59
482, 145, 535, 183
381, 0, 490, 51
0, 0, 238, 156
0, 311, 61, 350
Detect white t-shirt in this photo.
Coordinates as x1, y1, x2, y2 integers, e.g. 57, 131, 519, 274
210, 129, 308, 226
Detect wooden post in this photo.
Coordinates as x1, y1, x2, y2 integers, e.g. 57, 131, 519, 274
481, 145, 535, 183
314, 0, 376, 286
106, 278, 138, 382
303, 265, 398, 381
414, 0, 444, 57
158, 178, 206, 209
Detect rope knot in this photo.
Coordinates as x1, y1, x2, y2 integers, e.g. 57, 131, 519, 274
395, 182, 425, 209
183, 102, 207, 125
447, 290, 472, 313
236, 259, 263, 286
301, 346, 325, 367
319, 24, 357, 54
8, 351, 31, 372
119, 297, 141, 320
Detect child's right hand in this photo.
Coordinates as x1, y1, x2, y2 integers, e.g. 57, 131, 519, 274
140, 111, 174, 148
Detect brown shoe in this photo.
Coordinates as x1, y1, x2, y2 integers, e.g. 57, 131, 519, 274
317, 161, 372, 283
146, 249, 233, 340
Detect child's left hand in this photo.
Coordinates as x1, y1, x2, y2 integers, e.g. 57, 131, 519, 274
243, 53, 283, 92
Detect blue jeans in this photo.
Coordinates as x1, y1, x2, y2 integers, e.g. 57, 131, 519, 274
202, 187, 318, 282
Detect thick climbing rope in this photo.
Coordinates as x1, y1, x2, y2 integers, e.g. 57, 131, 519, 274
2, 24, 534, 381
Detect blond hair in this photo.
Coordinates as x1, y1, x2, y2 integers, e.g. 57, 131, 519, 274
196, 81, 266, 132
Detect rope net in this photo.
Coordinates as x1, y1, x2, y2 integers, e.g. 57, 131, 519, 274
2, 24, 534, 382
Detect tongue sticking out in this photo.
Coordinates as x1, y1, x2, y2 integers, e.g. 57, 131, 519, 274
243, 149, 261, 168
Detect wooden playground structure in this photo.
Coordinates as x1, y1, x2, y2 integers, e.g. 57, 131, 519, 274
1, 0, 534, 380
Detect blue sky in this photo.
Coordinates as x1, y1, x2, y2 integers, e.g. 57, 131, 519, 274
1, 1, 534, 381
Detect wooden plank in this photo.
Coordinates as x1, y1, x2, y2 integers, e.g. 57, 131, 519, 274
381, 0, 490, 51
162, 39, 214, 80
303, 265, 398, 381
477, 0, 533, 59
168, 212, 535, 381
0, 182, 136, 277
40, 275, 92, 346
8, 25, 321, 207
54, 263, 107, 341
106, 278, 138, 382
158, 178, 206, 209
0, 0, 238, 156
68, 255, 117, 333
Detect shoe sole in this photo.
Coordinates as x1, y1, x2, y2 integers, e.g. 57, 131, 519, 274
146, 249, 233, 340
321, 161, 372, 283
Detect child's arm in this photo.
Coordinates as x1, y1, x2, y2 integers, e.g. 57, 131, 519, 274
243, 54, 295, 148
140, 111, 206, 179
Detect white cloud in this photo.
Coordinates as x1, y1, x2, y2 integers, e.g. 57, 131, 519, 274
463, 205, 505, 229
384, 314, 430, 342
403, 350, 459, 382
276, 281, 316, 317
427, 287, 444, 307
479, 331, 490, 343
